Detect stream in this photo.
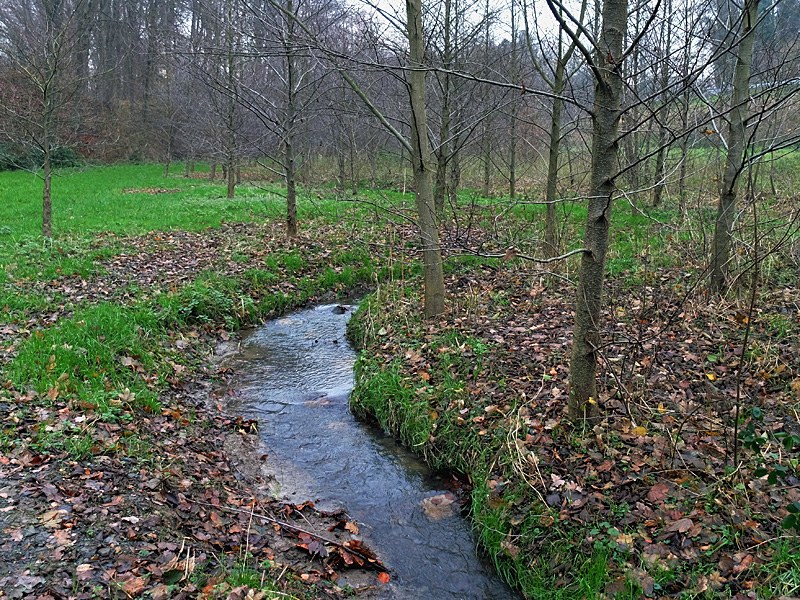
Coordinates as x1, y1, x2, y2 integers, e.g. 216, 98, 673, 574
221, 303, 519, 600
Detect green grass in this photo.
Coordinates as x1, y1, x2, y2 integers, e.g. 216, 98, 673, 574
0, 164, 348, 249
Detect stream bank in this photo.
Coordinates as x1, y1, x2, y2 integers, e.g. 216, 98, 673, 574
218, 303, 519, 600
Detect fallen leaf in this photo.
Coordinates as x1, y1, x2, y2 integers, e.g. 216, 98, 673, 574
122, 576, 147, 596
344, 521, 360, 535
647, 483, 670, 503
665, 518, 693, 533
378, 572, 390, 584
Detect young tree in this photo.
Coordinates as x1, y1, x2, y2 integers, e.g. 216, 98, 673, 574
0, 0, 91, 238
544, 0, 628, 423
710, 0, 760, 293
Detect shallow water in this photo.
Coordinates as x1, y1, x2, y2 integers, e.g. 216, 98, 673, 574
223, 304, 519, 600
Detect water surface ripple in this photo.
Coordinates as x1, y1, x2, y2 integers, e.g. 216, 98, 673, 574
223, 304, 519, 600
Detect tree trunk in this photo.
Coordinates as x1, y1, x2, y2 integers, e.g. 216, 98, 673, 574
285, 0, 299, 237
184, 161, 191, 177
482, 135, 491, 197
434, 0, 452, 215
651, 0, 672, 209
568, 0, 626, 424
209, 163, 216, 182
544, 88, 563, 258
407, 0, 445, 317
710, 0, 759, 293
43, 146, 52, 238
227, 160, 235, 199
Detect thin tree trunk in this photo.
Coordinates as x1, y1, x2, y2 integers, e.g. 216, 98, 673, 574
710, 0, 759, 293
544, 89, 564, 258
568, 0, 626, 424
209, 163, 216, 182
408, 0, 445, 317
285, 0, 298, 237
227, 160, 235, 199
482, 136, 491, 197
43, 146, 52, 238
435, 0, 453, 214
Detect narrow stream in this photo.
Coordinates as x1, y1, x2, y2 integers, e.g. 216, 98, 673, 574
221, 304, 519, 600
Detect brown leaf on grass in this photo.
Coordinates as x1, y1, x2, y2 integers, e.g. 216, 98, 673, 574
500, 539, 520, 559
628, 568, 655, 596
732, 552, 755, 574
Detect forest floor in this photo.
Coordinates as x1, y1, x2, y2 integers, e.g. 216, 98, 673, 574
0, 222, 390, 600
0, 185, 798, 599
347, 235, 800, 599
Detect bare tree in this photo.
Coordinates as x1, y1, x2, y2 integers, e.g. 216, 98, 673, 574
0, 0, 91, 238
710, 0, 760, 292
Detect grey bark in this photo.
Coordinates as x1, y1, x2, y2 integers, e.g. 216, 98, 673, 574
568, 0, 626, 424
408, 0, 445, 317
710, 0, 760, 292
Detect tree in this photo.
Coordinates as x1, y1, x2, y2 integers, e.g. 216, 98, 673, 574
710, 0, 760, 293
0, 0, 91, 238
523, 0, 587, 257
544, 0, 628, 423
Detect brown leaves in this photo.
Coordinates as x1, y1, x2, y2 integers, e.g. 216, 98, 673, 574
664, 518, 693, 534
647, 483, 670, 503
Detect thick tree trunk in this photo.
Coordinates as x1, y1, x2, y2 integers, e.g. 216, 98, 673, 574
407, 0, 445, 317
710, 0, 759, 293
568, 0, 626, 424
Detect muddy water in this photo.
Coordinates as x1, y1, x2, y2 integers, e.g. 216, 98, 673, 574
222, 304, 519, 600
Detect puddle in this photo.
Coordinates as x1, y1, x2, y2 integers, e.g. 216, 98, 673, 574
222, 304, 519, 600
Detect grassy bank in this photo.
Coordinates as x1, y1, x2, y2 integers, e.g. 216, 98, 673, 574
346, 202, 800, 600
0, 164, 392, 599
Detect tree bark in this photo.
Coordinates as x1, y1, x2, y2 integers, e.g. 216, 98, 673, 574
285, 0, 299, 237
710, 0, 759, 293
407, 0, 445, 317
43, 145, 52, 239
568, 0, 626, 424
544, 62, 566, 258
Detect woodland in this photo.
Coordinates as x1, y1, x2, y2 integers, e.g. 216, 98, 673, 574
0, 0, 799, 599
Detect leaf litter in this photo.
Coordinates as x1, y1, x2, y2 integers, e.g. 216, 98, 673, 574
0, 222, 389, 599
